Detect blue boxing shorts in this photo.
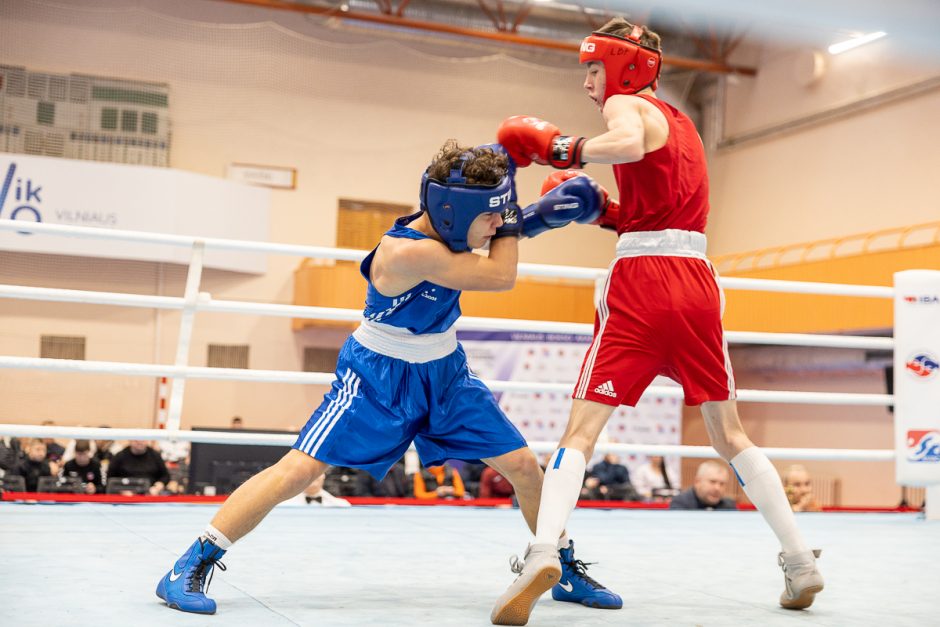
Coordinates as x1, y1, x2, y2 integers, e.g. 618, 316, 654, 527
292, 335, 527, 478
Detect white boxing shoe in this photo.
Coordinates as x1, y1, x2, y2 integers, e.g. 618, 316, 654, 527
490, 543, 562, 625
778, 549, 824, 610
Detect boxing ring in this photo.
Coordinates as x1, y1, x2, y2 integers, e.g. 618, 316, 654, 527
1, 219, 938, 626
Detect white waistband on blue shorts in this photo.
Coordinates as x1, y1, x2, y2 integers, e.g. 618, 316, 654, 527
352, 319, 458, 364
615, 229, 708, 260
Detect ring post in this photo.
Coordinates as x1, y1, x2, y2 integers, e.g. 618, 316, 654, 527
893, 270, 940, 520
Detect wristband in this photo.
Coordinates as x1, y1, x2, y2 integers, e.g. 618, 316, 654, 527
549, 136, 586, 169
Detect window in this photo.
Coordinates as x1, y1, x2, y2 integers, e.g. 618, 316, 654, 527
303, 347, 340, 373
41, 335, 85, 360
337, 198, 412, 252
207, 344, 249, 369
101, 108, 118, 130
120, 109, 138, 133
141, 111, 158, 134
36, 101, 54, 126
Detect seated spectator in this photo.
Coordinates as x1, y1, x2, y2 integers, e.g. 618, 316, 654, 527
460, 461, 486, 497
632, 455, 679, 501
0, 436, 24, 472
783, 464, 822, 512
322, 466, 366, 497
582, 453, 637, 501
230, 416, 244, 429
360, 457, 410, 498
414, 463, 465, 500
40, 420, 66, 464
669, 460, 737, 511
63, 439, 104, 495
93, 426, 121, 470
479, 466, 514, 499
13, 439, 56, 492
108, 440, 170, 496
304, 474, 351, 507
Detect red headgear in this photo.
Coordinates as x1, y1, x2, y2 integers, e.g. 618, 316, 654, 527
579, 26, 662, 103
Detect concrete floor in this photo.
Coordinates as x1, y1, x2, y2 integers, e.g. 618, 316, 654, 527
0, 502, 937, 626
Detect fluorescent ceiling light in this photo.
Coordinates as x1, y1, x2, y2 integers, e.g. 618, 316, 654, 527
828, 31, 887, 55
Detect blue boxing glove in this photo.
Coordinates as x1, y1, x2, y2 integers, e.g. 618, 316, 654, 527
521, 174, 605, 238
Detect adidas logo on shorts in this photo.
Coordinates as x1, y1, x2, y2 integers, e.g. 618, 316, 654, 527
593, 380, 617, 398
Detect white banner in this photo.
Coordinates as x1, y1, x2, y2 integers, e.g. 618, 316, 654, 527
0, 153, 270, 273
459, 330, 682, 480
893, 270, 940, 485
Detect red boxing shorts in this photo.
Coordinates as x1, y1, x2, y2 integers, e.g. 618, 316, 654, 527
574, 232, 736, 407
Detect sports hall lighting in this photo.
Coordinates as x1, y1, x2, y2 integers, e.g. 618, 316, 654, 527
828, 31, 887, 55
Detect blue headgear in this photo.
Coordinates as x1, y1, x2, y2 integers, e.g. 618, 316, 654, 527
420, 151, 513, 252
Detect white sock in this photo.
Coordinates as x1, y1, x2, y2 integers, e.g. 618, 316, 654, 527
556, 532, 571, 551
534, 448, 586, 546
730, 447, 808, 554
201, 524, 233, 550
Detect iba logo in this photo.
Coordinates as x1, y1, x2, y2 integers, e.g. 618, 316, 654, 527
906, 430, 940, 463
906, 353, 939, 379
903, 294, 940, 305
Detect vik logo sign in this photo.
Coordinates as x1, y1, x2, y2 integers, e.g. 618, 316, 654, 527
907, 430, 940, 463
0, 162, 43, 226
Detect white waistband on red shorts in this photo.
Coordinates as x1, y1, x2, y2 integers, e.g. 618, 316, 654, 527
352, 319, 457, 363
615, 229, 707, 260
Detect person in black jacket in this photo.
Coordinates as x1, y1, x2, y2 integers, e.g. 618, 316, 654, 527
13, 439, 56, 492
63, 439, 104, 494
669, 460, 737, 511
108, 440, 170, 495
582, 453, 636, 501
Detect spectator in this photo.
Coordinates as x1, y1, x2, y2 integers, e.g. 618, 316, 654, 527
459, 461, 486, 497
39, 420, 66, 463
93, 426, 120, 468
13, 439, 55, 492
63, 440, 103, 495
479, 466, 515, 499
413, 463, 465, 500
322, 466, 366, 498
360, 457, 410, 497
582, 453, 636, 501
108, 440, 170, 495
230, 416, 244, 429
783, 465, 822, 512
0, 436, 24, 472
632, 455, 679, 500
303, 474, 351, 507
670, 461, 737, 511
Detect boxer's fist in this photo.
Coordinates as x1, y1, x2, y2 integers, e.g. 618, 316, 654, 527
497, 116, 586, 169
542, 171, 621, 231
521, 175, 604, 238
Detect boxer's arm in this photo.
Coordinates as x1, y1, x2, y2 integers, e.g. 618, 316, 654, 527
580, 95, 668, 165
384, 236, 518, 293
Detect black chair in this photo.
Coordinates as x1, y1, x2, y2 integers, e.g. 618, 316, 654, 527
106, 476, 151, 495
37, 476, 84, 493
0, 474, 26, 492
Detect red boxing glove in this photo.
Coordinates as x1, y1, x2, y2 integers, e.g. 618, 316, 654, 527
541, 170, 621, 231
540, 170, 582, 195
594, 197, 621, 231
497, 116, 586, 169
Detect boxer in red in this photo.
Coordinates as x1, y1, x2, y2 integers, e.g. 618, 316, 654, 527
490, 17, 823, 625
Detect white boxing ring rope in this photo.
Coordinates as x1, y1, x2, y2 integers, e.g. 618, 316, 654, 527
0, 218, 908, 471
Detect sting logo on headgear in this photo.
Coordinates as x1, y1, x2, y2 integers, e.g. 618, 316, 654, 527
420, 151, 512, 252
579, 25, 662, 103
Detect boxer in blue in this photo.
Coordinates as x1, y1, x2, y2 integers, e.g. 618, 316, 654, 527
156, 140, 621, 616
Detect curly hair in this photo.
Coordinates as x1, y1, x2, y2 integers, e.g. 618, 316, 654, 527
426, 139, 508, 186
597, 17, 661, 51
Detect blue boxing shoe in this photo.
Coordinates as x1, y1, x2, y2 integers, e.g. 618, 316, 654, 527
156, 538, 227, 614
552, 540, 623, 609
